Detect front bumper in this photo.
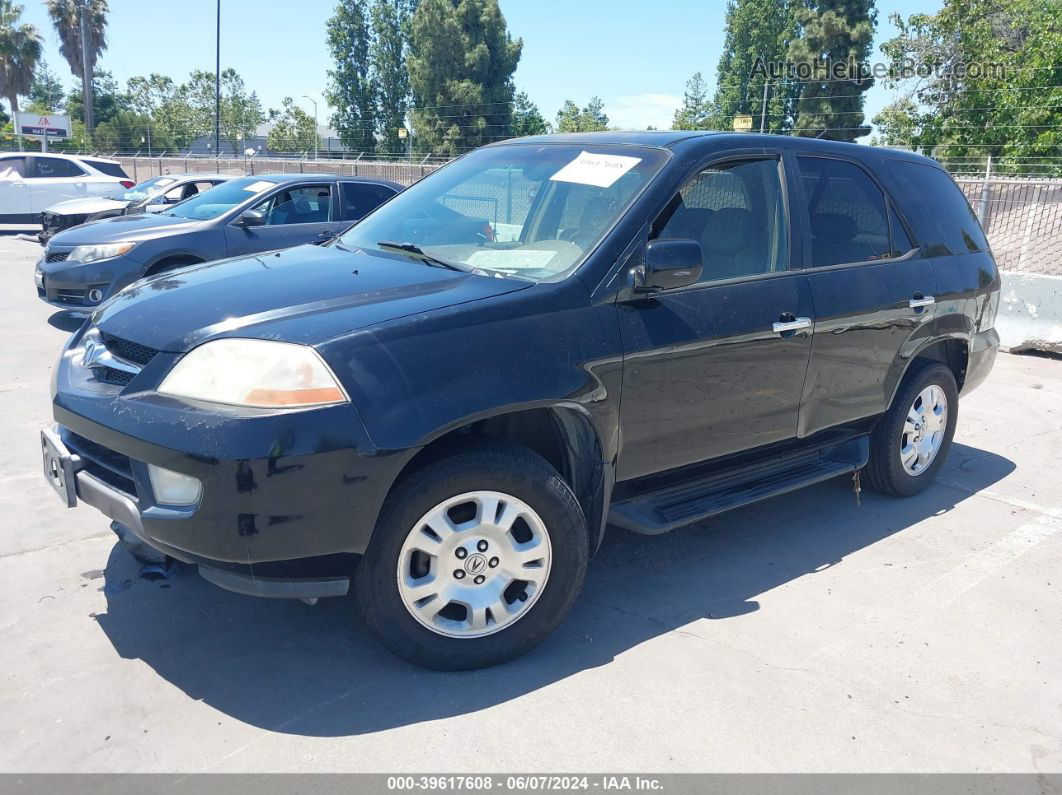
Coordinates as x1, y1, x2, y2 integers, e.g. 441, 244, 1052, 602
49, 332, 416, 594
36, 251, 144, 312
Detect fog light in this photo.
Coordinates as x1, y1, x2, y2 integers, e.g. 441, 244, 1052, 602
87, 288, 104, 303
147, 464, 202, 506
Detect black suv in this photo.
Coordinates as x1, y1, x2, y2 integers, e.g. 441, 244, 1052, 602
41, 132, 1000, 670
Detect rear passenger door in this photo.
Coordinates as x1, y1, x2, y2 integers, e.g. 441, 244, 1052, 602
617, 155, 815, 480
793, 154, 934, 438
26, 156, 92, 210
0, 156, 32, 221
224, 182, 345, 256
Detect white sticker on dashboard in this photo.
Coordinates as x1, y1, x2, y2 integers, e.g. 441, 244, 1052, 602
549, 150, 642, 189
243, 180, 275, 193
467, 249, 556, 268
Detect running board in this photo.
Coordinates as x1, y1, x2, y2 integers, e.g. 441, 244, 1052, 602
608, 434, 869, 535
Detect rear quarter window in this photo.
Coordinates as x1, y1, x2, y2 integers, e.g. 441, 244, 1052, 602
84, 159, 130, 179
887, 159, 988, 256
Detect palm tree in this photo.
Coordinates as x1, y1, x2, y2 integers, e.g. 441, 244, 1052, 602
0, 0, 42, 117
46, 0, 108, 134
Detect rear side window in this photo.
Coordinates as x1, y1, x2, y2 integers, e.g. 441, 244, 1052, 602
797, 156, 894, 266
888, 160, 988, 255
0, 156, 27, 178
340, 182, 397, 221
84, 159, 129, 179
32, 157, 86, 178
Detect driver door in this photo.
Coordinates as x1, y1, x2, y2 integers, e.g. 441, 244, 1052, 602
224, 182, 345, 256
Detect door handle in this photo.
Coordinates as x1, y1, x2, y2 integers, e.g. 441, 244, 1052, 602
772, 316, 812, 334
909, 294, 935, 309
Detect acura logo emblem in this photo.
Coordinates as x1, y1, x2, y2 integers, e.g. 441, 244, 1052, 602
464, 553, 487, 575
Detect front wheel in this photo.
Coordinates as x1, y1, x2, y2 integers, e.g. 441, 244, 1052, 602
356, 442, 589, 670
865, 361, 958, 497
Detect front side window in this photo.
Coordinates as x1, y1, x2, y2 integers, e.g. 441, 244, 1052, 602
0, 156, 28, 179
797, 156, 895, 267
32, 157, 86, 178
653, 158, 788, 282
163, 176, 278, 221
115, 176, 176, 202
337, 144, 668, 282
251, 185, 332, 225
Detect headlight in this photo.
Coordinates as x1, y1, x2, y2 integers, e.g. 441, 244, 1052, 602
158, 338, 348, 409
68, 242, 136, 263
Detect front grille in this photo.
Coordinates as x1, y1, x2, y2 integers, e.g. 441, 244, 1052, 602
63, 430, 137, 497
99, 366, 135, 386
46, 251, 70, 263
56, 288, 87, 299
101, 333, 159, 366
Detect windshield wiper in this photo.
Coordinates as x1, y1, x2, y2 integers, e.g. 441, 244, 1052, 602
376, 240, 472, 273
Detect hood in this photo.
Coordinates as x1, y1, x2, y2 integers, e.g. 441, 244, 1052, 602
93, 243, 531, 351
44, 196, 128, 216
49, 211, 203, 246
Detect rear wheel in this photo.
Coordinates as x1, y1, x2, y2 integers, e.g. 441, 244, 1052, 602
356, 442, 588, 670
865, 361, 958, 497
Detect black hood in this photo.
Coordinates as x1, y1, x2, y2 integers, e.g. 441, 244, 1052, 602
92, 243, 530, 351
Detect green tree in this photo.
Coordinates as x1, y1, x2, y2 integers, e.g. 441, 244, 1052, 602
0, 0, 42, 116
371, 0, 413, 156
879, 0, 1062, 172
868, 96, 922, 148
267, 96, 320, 153
554, 97, 608, 132
186, 68, 266, 154
789, 0, 877, 141
672, 72, 711, 130
46, 0, 107, 134
709, 0, 799, 133
28, 58, 64, 110
126, 73, 199, 151
407, 0, 522, 156
510, 89, 549, 136
65, 69, 124, 125
94, 109, 174, 153
327, 0, 377, 154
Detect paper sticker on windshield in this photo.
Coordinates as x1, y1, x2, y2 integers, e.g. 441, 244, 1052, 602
467, 249, 556, 268
243, 180, 274, 193
156, 178, 176, 186
550, 151, 642, 189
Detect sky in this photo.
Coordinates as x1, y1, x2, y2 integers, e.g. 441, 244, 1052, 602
17, 0, 940, 137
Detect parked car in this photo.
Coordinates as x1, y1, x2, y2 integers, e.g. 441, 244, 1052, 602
35, 173, 402, 314
0, 152, 133, 225
38, 174, 230, 243
41, 132, 1000, 670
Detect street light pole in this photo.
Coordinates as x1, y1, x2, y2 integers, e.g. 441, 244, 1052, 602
214, 0, 221, 157
302, 95, 318, 161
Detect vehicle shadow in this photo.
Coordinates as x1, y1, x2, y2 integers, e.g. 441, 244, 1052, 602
47, 311, 87, 333
93, 442, 1014, 737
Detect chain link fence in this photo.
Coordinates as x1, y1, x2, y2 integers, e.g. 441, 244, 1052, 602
954, 176, 1060, 275
117, 156, 1061, 277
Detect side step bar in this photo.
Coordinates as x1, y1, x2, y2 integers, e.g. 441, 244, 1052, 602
608, 435, 869, 535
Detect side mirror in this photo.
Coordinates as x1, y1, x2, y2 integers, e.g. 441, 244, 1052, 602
144, 203, 166, 213
236, 209, 266, 228
640, 239, 702, 291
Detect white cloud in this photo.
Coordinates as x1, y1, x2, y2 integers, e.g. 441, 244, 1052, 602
604, 93, 683, 130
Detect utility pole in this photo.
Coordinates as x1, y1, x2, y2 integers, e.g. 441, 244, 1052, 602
302, 95, 318, 161
79, 0, 94, 144
214, 0, 221, 157
759, 81, 769, 134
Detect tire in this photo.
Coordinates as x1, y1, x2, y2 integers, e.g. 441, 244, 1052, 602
865, 361, 958, 497
356, 441, 589, 670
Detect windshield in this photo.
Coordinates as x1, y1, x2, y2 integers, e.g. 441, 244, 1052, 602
112, 176, 177, 202
338, 143, 668, 282
163, 176, 277, 221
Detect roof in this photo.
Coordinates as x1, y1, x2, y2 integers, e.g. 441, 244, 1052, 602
252, 172, 404, 188
0, 151, 121, 163
490, 130, 942, 167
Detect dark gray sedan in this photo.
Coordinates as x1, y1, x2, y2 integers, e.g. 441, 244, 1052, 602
36, 173, 402, 315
